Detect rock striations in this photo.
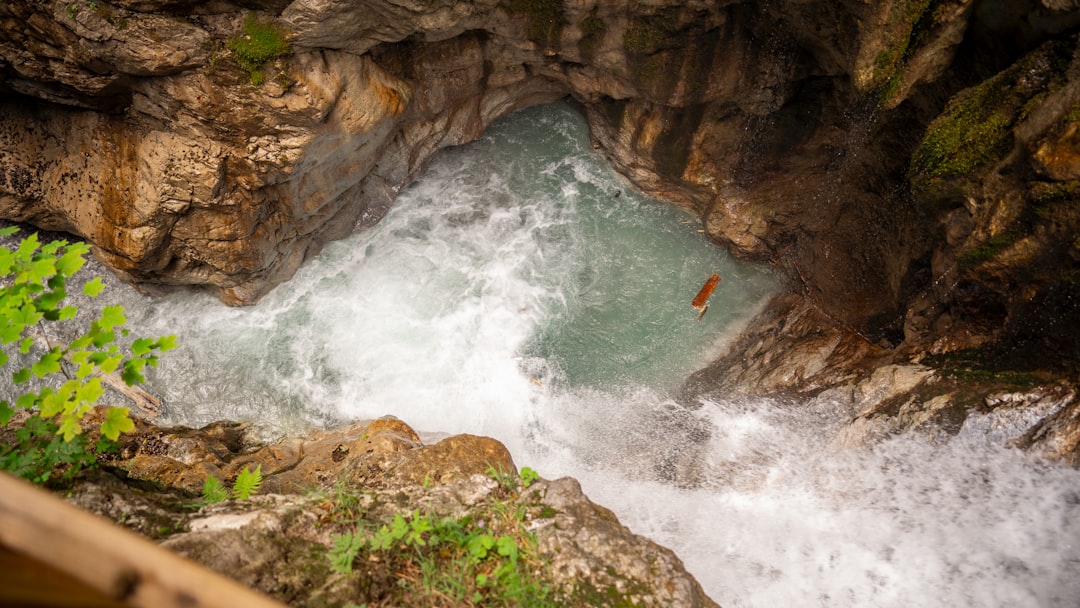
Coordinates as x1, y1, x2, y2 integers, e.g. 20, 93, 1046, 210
0, 0, 1077, 347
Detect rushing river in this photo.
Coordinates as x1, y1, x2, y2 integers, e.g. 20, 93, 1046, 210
63, 103, 1080, 606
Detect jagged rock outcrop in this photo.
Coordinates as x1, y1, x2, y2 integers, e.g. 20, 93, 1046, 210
1, 0, 1075, 333
48, 412, 717, 608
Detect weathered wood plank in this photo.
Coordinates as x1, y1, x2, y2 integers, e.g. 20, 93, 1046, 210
0, 472, 288, 608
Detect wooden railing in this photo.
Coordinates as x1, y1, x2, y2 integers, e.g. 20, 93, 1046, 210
0, 472, 289, 608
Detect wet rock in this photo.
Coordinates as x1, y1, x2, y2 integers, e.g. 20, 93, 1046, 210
40, 412, 718, 607
525, 477, 718, 608
1013, 385, 1080, 465
680, 294, 890, 402
348, 433, 517, 488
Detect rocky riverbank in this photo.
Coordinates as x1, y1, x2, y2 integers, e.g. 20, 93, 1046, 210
3, 410, 716, 607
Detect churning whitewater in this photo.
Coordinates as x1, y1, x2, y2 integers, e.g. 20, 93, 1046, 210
109, 104, 1078, 607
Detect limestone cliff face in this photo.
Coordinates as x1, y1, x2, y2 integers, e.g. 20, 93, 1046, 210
0, 0, 1077, 343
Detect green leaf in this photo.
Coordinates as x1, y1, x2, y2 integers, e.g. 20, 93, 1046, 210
55, 245, 88, 277
519, 466, 540, 488
18, 336, 33, 354
467, 534, 496, 561
389, 513, 409, 542
37, 288, 66, 311
97, 353, 122, 375
121, 358, 147, 386
98, 305, 126, 330
0, 226, 18, 237
91, 328, 116, 348
329, 531, 364, 574
39, 386, 69, 418
39, 240, 63, 257
82, 276, 105, 297
16, 233, 39, 259
131, 337, 154, 356
407, 515, 432, 547
0, 401, 12, 426
58, 415, 82, 442
58, 305, 77, 321
27, 257, 56, 283
100, 406, 134, 441
202, 475, 229, 504
12, 367, 31, 384
16, 392, 36, 409
157, 335, 179, 352
11, 303, 43, 328
75, 362, 95, 379
496, 535, 518, 562
0, 350, 6, 367
75, 377, 104, 406
231, 465, 263, 500
32, 349, 63, 378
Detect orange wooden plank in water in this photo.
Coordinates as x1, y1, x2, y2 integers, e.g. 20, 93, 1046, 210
691, 273, 721, 311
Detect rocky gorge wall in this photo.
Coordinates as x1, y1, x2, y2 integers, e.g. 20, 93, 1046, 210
1, 2, 1079, 447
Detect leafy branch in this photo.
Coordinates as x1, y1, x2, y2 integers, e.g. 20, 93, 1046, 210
0, 227, 176, 484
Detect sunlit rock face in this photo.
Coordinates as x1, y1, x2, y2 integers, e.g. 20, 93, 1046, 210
0, 0, 1077, 340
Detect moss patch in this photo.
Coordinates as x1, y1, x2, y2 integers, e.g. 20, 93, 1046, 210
227, 13, 291, 85
598, 96, 628, 131
924, 347, 1051, 384
624, 13, 717, 102
1032, 180, 1080, 220
870, 0, 949, 103
910, 40, 1072, 189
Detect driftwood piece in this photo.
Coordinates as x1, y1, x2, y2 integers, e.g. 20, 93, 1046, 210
691, 273, 721, 321
97, 369, 162, 417
0, 472, 287, 608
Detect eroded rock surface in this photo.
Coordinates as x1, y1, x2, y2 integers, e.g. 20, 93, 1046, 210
2, 0, 1077, 338
53, 412, 717, 607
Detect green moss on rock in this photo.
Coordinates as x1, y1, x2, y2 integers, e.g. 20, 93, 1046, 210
870, 0, 948, 103
910, 40, 1072, 188
227, 13, 291, 85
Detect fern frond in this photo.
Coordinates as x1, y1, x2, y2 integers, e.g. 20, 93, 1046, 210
231, 464, 263, 500
202, 475, 228, 504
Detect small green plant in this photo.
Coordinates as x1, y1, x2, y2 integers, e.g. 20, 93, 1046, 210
232, 463, 263, 499
200, 464, 263, 504
0, 227, 176, 485
485, 462, 518, 490
0, 415, 114, 484
328, 503, 560, 606
227, 14, 291, 85
518, 466, 540, 488
485, 462, 542, 491
329, 528, 366, 574
201, 474, 229, 504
